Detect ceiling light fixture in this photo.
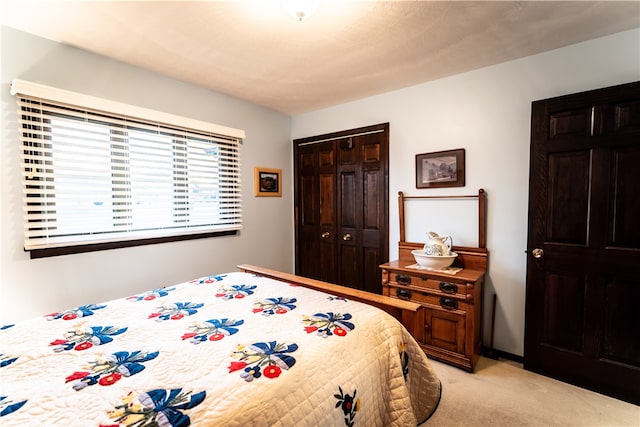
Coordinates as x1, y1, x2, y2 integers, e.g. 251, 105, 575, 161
281, 0, 321, 21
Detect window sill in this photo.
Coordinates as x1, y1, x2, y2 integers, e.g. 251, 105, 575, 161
28, 230, 238, 259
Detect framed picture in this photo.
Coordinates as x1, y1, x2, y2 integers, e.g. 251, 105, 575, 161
254, 167, 282, 197
415, 149, 465, 189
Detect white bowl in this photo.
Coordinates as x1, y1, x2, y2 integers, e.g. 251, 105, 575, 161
411, 250, 458, 269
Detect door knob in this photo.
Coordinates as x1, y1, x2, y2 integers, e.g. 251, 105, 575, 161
532, 248, 544, 259
321, 232, 330, 239
342, 233, 352, 241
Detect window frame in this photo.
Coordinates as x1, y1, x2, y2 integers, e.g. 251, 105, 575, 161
12, 79, 245, 259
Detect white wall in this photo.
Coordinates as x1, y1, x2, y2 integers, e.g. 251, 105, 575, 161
0, 27, 294, 323
291, 29, 640, 356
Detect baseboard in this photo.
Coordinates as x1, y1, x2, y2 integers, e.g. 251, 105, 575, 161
482, 346, 524, 364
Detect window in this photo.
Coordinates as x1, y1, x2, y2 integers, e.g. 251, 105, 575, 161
12, 80, 244, 258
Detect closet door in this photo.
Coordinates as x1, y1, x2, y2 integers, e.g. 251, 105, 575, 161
294, 123, 389, 293
296, 140, 337, 283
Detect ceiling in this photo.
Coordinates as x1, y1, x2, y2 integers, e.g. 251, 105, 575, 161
2, 1, 639, 115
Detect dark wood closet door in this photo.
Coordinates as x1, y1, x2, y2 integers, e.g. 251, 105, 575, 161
294, 123, 389, 294
524, 81, 640, 405
296, 140, 337, 283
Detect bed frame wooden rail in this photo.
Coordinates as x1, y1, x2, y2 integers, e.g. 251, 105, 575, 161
237, 264, 425, 342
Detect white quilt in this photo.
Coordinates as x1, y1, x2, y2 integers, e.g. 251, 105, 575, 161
0, 271, 441, 426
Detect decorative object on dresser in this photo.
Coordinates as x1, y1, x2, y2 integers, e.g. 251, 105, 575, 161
411, 250, 458, 269
412, 231, 458, 269
380, 189, 487, 372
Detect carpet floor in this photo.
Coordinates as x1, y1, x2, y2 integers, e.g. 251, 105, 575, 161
424, 356, 639, 426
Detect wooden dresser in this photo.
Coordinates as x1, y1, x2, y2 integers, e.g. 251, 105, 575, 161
381, 190, 488, 372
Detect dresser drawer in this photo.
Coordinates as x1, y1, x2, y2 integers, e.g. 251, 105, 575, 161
391, 272, 468, 298
387, 283, 467, 313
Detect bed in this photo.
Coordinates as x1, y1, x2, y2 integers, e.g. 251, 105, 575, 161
0, 264, 441, 426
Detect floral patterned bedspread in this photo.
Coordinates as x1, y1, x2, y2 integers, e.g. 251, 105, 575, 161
0, 272, 441, 426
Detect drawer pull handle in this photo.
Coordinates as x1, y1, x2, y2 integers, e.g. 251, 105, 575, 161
396, 289, 412, 300
439, 282, 458, 294
440, 297, 458, 310
396, 274, 411, 285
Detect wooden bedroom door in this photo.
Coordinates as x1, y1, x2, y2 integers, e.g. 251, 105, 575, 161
524, 81, 640, 405
294, 123, 389, 294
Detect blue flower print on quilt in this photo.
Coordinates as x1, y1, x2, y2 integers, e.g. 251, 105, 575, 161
148, 302, 204, 321
50, 325, 128, 352
66, 350, 159, 391
189, 274, 227, 284
215, 284, 257, 300
252, 297, 297, 316
104, 388, 206, 427
0, 324, 14, 330
44, 304, 107, 321
0, 354, 18, 368
328, 296, 349, 302
228, 341, 298, 382
399, 343, 410, 381
0, 395, 27, 418
302, 312, 355, 337
335, 386, 360, 427
181, 318, 244, 344
125, 287, 176, 302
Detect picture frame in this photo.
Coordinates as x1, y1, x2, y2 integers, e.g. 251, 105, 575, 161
415, 149, 465, 189
254, 167, 282, 197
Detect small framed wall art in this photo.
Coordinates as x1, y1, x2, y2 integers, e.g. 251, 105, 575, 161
415, 149, 465, 189
254, 167, 282, 197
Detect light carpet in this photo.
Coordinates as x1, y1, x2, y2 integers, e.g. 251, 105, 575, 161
424, 357, 639, 426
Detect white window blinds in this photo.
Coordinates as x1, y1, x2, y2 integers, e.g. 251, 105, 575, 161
11, 79, 244, 252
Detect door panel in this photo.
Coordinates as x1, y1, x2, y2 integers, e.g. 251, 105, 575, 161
525, 81, 640, 405
362, 141, 381, 164
339, 245, 358, 288
362, 247, 381, 294
425, 309, 465, 354
301, 175, 316, 225
610, 147, 640, 247
549, 108, 592, 139
364, 171, 380, 229
320, 144, 335, 167
603, 278, 640, 365
294, 124, 388, 294
547, 151, 590, 244
542, 272, 585, 353
319, 175, 334, 226
339, 172, 356, 227
613, 100, 640, 133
